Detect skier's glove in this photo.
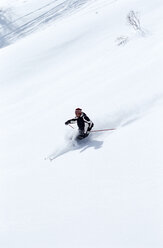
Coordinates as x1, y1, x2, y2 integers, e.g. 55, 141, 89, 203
65, 120, 70, 125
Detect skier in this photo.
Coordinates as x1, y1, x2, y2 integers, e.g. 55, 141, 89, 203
65, 108, 94, 140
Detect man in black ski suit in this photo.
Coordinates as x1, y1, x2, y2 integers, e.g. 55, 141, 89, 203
65, 108, 94, 140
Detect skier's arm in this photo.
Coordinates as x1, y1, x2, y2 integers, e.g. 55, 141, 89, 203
65, 117, 77, 125
84, 122, 89, 134
83, 115, 93, 133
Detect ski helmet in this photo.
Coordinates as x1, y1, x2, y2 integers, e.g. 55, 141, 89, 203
75, 108, 82, 116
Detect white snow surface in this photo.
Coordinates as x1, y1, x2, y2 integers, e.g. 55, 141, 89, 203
0, 0, 163, 247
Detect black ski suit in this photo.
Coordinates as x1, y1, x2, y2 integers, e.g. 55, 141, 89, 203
65, 112, 94, 139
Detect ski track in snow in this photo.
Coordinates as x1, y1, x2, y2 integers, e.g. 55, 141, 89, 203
0, 0, 91, 48
45, 94, 163, 161
0, 0, 119, 49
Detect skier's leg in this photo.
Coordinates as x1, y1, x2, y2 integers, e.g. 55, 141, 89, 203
76, 129, 88, 140
77, 123, 94, 140
76, 130, 84, 140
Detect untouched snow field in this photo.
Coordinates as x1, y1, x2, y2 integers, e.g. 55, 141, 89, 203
0, 0, 163, 247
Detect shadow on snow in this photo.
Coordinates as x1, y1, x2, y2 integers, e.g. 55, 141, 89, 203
46, 134, 104, 162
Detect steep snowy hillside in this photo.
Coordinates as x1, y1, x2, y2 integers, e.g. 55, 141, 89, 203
0, 0, 163, 247
0, 0, 91, 48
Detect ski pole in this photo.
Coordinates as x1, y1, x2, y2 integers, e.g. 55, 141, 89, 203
68, 124, 115, 132
68, 124, 75, 129
90, 128, 115, 132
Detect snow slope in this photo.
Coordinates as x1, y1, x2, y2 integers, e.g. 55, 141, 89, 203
0, 0, 163, 247
0, 0, 91, 48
